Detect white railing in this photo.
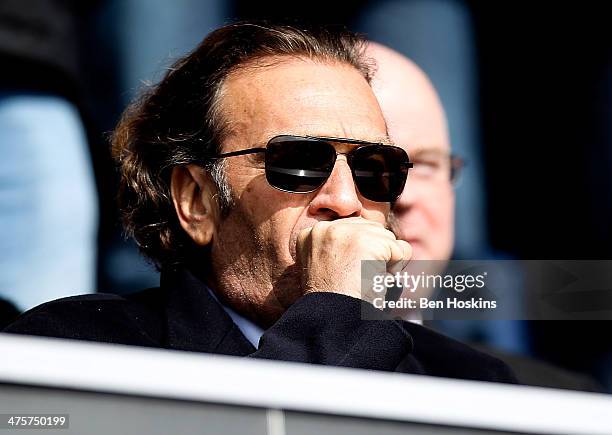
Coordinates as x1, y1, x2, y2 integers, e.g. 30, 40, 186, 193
0, 333, 611, 434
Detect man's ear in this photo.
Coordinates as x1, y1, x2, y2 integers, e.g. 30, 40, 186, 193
170, 164, 219, 246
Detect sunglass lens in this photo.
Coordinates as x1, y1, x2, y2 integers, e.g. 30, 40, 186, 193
265, 138, 335, 193
352, 146, 409, 202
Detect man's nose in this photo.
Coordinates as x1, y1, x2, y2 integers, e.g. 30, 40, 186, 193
308, 156, 363, 219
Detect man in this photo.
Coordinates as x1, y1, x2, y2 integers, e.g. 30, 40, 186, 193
5, 22, 516, 383
367, 43, 455, 263
367, 42, 601, 391
366, 42, 457, 313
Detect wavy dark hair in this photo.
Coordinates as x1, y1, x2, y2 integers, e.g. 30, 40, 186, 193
111, 21, 373, 270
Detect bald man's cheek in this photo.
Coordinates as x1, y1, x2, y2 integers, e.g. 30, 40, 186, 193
387, 210, 403, 239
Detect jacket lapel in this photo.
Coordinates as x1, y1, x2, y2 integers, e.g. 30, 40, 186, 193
162, 268, 256, 356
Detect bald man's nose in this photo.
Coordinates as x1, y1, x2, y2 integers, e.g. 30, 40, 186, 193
308, 158, 363, 219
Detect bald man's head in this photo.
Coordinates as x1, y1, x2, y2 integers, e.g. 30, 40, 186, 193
367, 42, 455, 261
369, 42, 449, 150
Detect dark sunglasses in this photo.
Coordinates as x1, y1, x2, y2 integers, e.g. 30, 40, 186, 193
213, 135, 413, 202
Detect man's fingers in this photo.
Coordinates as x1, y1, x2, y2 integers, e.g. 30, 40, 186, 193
387, 239, 412, 273
296, 217, 412, 301
307, 219, 396, 244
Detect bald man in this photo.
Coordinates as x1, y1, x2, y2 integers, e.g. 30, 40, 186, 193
368, 42, 455, 263
367, 42, 601, 392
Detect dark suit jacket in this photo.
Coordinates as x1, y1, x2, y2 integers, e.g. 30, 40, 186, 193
4, 267, 517, 383
471, 345, 603, 392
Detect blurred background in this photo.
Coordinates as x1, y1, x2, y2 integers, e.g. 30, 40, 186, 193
1, 0, 611, 390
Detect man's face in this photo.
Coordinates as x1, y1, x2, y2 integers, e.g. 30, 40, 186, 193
369, 44, 455, 261
209, 58, 390, 325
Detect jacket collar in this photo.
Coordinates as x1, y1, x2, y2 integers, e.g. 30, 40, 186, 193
161, 267, 256, 355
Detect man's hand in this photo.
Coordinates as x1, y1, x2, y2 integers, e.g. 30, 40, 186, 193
296, 217, 412, 303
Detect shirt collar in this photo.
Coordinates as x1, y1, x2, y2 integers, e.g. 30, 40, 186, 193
205, 286, 264, 348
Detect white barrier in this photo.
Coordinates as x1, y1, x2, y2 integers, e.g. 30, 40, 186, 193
0, 333, 611, 434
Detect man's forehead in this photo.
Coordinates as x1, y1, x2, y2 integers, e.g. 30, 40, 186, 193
386, 114, 450, 154
218, 57, 389, 150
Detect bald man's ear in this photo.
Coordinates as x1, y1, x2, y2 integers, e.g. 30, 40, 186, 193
171, 165, 219, 246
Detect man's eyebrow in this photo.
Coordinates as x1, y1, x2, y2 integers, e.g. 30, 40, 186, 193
376, 134, 394, 145
263, 132, 395, 145
349, 135, 394, 145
